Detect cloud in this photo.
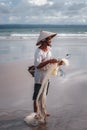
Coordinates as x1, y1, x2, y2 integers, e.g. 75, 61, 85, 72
0, 2, 10, 14
28, 0, 48, 6
0, 0, 87, 24
26, 0, 53, 6
9, 16, 21, 23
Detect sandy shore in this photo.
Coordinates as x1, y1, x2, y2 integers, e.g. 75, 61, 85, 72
0, 59, 87, 130
0, 60, 34, 110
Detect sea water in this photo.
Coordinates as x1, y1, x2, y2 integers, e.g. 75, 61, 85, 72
0, 24, 87, 67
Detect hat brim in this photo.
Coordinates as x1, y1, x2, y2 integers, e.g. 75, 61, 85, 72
36, 33, 57, 46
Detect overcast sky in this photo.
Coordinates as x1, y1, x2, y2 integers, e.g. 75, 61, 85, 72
0, 0, 87, 25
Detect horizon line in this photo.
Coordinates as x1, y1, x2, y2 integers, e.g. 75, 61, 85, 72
0, 24, 87, 26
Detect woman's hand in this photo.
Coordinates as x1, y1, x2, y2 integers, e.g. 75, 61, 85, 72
57, 60, 64, 65
49, 59, 64, 65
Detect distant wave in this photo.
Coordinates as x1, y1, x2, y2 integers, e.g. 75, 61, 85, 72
58, 33, 87, 38
0, 33, 87, 40
0, 33, 39, 40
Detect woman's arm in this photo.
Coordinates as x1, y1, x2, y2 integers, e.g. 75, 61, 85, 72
37, 59, 58, 69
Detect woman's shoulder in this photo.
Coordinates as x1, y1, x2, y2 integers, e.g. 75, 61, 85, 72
35, 48, 42, 56
48, 46, 52, 51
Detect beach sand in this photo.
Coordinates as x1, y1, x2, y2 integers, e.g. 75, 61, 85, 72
0, 57, 87, 130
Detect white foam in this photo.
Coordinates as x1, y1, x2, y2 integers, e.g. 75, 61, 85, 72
0, 33, 39, 40
58, 33, 87, 38
0, 32, 87, 40
11, 33, 38, 37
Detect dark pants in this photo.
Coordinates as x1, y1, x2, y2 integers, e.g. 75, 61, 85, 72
32, 81, 50, 100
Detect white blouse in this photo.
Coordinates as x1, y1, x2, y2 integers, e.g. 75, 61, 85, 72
34, 47, 52, 84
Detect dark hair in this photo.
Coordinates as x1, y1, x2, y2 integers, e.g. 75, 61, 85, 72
39, 38, 51, 47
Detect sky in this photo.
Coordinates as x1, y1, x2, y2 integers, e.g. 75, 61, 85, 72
0, 0, 87, 25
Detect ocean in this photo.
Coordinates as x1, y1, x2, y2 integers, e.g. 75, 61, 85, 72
0, 24, 87, 63
0, 24, 87, 39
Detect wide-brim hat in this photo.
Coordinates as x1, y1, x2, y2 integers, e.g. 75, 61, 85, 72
36, 30, 57, 46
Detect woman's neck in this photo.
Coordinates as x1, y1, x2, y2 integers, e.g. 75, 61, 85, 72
39, 46, 48, 52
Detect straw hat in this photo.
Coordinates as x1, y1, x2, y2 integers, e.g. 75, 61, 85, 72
36, 30, 57, 46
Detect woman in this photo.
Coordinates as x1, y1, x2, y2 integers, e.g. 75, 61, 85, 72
33, 31, 58, 115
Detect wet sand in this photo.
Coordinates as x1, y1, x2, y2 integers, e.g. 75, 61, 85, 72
0, 59, 87, 130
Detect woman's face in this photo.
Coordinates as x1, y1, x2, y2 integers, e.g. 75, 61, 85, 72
40, 37, 52, 48
46, 37, 51, 46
